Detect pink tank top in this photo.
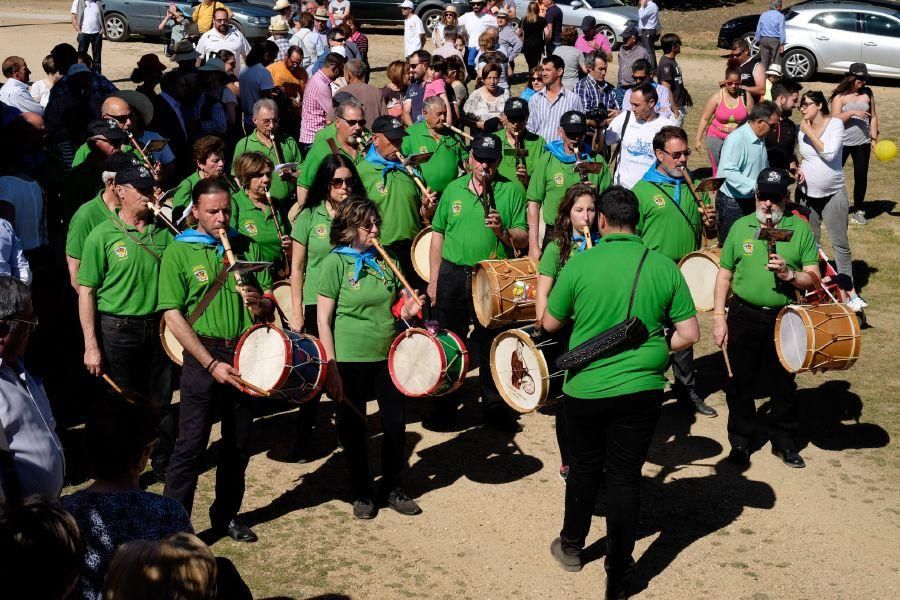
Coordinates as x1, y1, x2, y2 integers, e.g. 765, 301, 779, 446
707, 89, 749, 140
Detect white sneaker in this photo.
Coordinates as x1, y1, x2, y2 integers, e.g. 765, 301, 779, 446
846, 296, 868, 312
850, 210, 867, 225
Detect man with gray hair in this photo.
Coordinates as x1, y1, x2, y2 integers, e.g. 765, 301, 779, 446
338, 58, 386, 127
232, 97, 302, 205
0, 275, 65, 500
755, 1, 785, 70
401, 95, 468, 195
433, 26, 463, 59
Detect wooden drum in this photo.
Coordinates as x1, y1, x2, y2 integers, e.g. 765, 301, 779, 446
472, 257, 538, 329
678, 247, 721, 312
775, 303, 861, 373
410, 226, 433, 283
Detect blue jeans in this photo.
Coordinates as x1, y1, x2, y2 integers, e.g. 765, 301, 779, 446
716, 191, 755, 245
77, 32, 103, 72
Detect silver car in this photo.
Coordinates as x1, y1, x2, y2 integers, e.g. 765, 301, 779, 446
783, 2, 900, 80
513, 0, 640, 49
103, 0, 274, 43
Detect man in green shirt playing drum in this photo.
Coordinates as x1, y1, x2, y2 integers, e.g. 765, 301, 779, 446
76, 163, 176, 483
714, 168, 820, 469
634, 126, 718, 418
159, 178, 276, 543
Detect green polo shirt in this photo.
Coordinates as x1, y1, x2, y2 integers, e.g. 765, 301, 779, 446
526, 151, 612, 226
230, 189, 291, 269
497, 130, 547, 189
538, 236, 596, 280
297, 136, 360, 191
312, 122, 336, 146
634, 178, 710, 262
317, 250, 402, 362
232, 131, 302, 205
400, 122, 468, 194
66, 192, 113, 259
720, 213, 818, 308
77, 214, 173, 316
432, 174, 528, 267
547, 234, 696, 399
172, 171, 201, 215
356, 158, 421, 246
157, 233, 272, 339
290, 203, 333, 305
71, 143, 137, 168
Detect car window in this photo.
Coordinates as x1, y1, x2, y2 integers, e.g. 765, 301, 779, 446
810, 11, 858, 32
862, 12, 900, 38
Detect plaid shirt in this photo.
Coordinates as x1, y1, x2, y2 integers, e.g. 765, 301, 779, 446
299, 70, 332, 143
268, 35, 293, 61
575, 76, 620, 115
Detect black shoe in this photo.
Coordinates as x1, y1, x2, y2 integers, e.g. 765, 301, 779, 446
384, 488, 422, 516
692, 398, 718, 417
550, 537, 582, 572
773, 448, 805, 468
677, 387, 718, 418
483, 411, 523, 433
728, 445, 750, 466
217, 519, 258, 543
352, 497, 377, 519
138, 469, 166, 488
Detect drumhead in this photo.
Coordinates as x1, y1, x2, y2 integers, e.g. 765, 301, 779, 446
287, 201, 302, 225
411, 227, 432, 283
777, 308, 808, 373
235, 325, 289, 394
490, 328, 549, 413
472, 265, 495, 328
389, 329, 443, 396
272, 281, 293, 328
159, 320, 184, 366
679, 253, 719, 312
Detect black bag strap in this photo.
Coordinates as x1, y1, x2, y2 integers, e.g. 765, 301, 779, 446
626, 248, 650, 320
610, 110, 632, 178
647, 181, 700, 242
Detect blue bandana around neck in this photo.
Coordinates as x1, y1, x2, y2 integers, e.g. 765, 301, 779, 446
174, 228, 237, 255
544, 139, 591, 164
642, 162, 683, 206
365, 145, 419, 184
332, 245, 385, 283
572, 231, 601, 252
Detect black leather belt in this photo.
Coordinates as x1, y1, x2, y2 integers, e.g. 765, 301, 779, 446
197, 335, 238, 348
99, 313, 159, 323
732, 295, 783, 316
441, 259, 474, 274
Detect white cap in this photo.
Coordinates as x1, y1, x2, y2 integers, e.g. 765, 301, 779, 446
399, 0, 415, 9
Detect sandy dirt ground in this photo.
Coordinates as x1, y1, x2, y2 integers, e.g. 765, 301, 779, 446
3, 2, 900, 599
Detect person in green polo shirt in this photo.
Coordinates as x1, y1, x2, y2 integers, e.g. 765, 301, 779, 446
171, 135, 238, 223
62, 119, 131, 217
159, 177, 275, 543
400, 96, 468, 195
65, 153, 135, 289
526, 110, 612, 260
427, 134, 528, 431
296, 96, 366, 207
357, 115, 437, 291
713, 167, 820, 470
496, 97, 547, 191
317, 196, 425, 520
76, 163, 176, 482
634, 125, 719, 418
541, 186, 699, 589
232, 98, 302, 207
231, 151, 291, 280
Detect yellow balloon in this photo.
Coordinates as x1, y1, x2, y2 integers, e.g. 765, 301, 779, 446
874, 140, 897, 162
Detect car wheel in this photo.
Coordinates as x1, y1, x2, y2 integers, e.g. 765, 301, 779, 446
742, 32, 759, 57
783, 48, 816, 81
420, 8, 442, 36
598, 25, 616, 50
104, 13, 129, 42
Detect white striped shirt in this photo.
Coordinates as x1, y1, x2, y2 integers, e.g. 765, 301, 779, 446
525, 87, 584, 143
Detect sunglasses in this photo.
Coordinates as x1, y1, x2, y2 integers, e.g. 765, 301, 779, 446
333, 37, 346, 43
330, 177, 353, 187
0, 317, 39, 337
724, 80, 741, 86
105, 113, 133, 123
633, 74, 648, 82
729, 52, 744, 59
663, 148, 691, 160
530, 77, 541, 82
340, 118, 366, 127
359, 219, 381, 232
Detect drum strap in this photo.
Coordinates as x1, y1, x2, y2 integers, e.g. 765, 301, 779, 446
186, 265, 231, 326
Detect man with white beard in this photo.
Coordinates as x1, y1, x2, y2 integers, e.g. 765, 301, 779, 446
712, 167, 820, 470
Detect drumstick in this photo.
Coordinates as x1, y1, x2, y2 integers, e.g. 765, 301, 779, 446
217, 229, 251, 307
371, 238, 424, 307
234, 376, 270, 397
446, 124, 474, 141
679, 166, 712, 220
582, 226, 593, 248
395, 150, 430, 196
102, 374, 123, 394
722, 342, 734, 378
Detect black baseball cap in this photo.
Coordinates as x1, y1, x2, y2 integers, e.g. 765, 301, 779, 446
103, 152, 140, 173
115, 164, 156, 188
371, 115, 407, 139
848, 62, 868, 78
87, 118, 129, 143
560, 111, 588, 136
503, 97, 529, 122
756, 168, 795, 197
471, 134, 502, 163
581, 16, 596, 31
622, 26, 639, 40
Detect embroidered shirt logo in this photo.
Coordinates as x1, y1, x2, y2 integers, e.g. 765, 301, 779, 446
451, 199, 462, 215
243, 220, 258, 235
553, 173, 564, 186
315, 224, 327, 238
743, 241, 755, 255
653, 196, 666, 207
112, 242, 128, 259
193, 267, 209, 283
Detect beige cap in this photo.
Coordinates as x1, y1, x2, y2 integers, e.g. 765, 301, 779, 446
269, 16, 290, 32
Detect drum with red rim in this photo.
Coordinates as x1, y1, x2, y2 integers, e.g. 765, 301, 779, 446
388, 327, 469, 397
234, 324, 327, 402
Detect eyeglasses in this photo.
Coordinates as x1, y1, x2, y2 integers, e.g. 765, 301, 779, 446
256, 171, 273, 178
0, 317, 39, 337
728, 52, 744, 59
724, 80, 741, 87
257, 117, 279, 124
340, 117, 366, 127
633, 74, 648, 82
333, 37, 346, 43
799, 101, 815, 109
359, 219, 381, 232
409, 62, 423, 67
105, 113, 133, 124
330, 177, 353, 187
662, 148, 692, 160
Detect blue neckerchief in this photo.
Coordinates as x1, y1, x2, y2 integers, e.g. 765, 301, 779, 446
332, 246, 385, 283
642, 162, 683, 206
365, 145, 418, 184
572, 232, 601, 252
544, 139, 591, 164
174, 228, 237, 255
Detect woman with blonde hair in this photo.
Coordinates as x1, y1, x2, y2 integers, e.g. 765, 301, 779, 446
521, 1, 548, 71
105, 533, 216, 600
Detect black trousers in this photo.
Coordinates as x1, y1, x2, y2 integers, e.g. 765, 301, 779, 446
77, 32, 102, 72
164, 342, 254, 525
335, 360, 407, 498
725, 297, 798, 452
434, 259, 508, 416
560, 390, 663, 581
99, 313, 175, 473
670, 347, 696, 391
841, 142, 870, 212
640, 28, 657, 70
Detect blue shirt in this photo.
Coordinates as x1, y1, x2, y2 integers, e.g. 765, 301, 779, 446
756, 9, 786, 44
719, 123, 769, 199
526, 87, 584, 143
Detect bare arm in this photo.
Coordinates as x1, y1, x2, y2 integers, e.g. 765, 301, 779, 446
289, 240, 307, 331
296, 185, 309, 208
426, 230, 444, 307
694, 92, 719, 150
164, 308, 243, 389
541, 307, 566, 333
316, 294, 344, 401
402, 98, 414, 126
669, 316, 700, 352
71, 13, 79, 34
66, 256, 81, 291
744, 65, 767, 99
77, 286, 102, 376
712, 267, 733, 348
869, 95, 879, 142
535, 273, 553, 324
527, 202, 542, 261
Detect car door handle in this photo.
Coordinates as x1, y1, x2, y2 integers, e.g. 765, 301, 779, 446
815, 35, 829, 40
864, 41, 877, 46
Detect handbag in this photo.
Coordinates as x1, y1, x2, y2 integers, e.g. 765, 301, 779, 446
555, 248, 650, 371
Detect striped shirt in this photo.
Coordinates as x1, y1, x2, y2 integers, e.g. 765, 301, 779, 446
575, 76, 620, 116
299, 70, 333, 144
525, 86, 584, 143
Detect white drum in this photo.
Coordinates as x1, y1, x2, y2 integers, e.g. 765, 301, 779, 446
159, 319, 184, 366
490, 325, 564, 413
678, 248, 721, 312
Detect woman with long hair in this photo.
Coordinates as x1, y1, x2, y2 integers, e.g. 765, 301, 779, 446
830, 65, 879, 225
797, 90, 867, 312
382, 59, 408, 118
317, 196, 425, 519
432, 6, 459, 50
521, 1, 548, 71
520, 65, 544, 102
694, 65, 754, 175
463, 63, 510, 132
536, 183, 600, 480
446, 54, 468, 118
